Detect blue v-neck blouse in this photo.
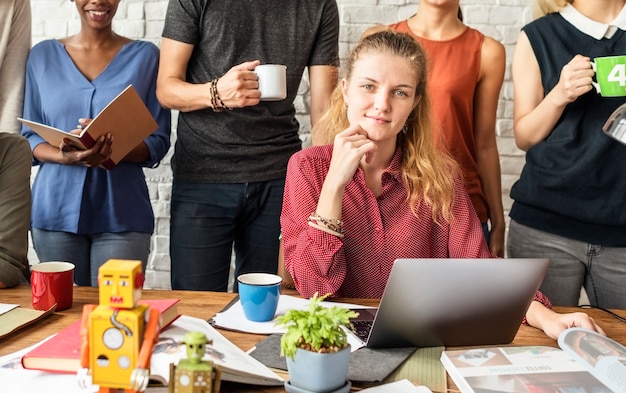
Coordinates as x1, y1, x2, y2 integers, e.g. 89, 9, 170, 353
21, 39, 171, 235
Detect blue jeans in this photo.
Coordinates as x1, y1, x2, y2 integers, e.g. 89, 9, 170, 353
507, 220, 626, 308
170, 179, 284, 292
31, 228, 151, 287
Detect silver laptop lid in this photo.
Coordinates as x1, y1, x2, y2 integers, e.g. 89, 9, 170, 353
364, 258, 549, 348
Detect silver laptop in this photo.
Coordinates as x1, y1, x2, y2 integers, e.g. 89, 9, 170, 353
350, 258, 549, 348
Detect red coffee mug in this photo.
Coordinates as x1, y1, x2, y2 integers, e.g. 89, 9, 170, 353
31, 262, 75, 311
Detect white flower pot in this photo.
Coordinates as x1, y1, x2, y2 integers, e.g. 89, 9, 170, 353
285, 345, 351, 393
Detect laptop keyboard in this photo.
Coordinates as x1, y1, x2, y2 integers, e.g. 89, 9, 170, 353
351, 320, 373, 342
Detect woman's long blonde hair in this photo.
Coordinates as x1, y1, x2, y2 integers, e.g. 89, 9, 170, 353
533, 0, 571, 18
313, 31, 459, 223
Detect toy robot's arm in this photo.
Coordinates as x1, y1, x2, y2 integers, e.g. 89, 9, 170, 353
138, 308, 161, 369
79, 305, 97, 368
77, 304, 97, 389
130, 308, 161, 392
168, 363, 176, 393
213, 365, 222, 393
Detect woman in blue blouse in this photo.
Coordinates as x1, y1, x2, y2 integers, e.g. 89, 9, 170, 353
21, 0, 170, 286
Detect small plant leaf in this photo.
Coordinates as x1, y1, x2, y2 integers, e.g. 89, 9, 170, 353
275, 292, 359, 359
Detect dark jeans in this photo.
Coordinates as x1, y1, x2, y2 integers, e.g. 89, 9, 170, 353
481, 222, 489, 245
170, 178, 284, 292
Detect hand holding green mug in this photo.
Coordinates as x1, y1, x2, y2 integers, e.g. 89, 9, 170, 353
591, 55, 626, 97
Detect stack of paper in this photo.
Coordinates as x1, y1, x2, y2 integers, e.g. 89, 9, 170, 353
210, 294, 375, 350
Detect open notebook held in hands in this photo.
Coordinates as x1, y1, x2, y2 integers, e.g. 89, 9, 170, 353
18, 84, 158, 170
350, 258, 550, 349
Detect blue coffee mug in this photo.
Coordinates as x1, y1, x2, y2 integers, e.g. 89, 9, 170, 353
237, 273, 282, 322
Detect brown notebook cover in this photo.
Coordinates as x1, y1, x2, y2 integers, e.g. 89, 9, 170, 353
0, 304, 56, 340
18, 84, 158, 170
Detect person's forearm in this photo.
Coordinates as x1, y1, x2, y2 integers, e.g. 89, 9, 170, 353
156, 77, 212, 112
525, 300, 552, 331
309, 65, 338, 127
32, 142, 64, 164
476, 144, 504, 225
122, 142, 150, 163
315, 179, 344, 221
514, 90, 568, 151
475, 144, 505, 254
287, 237, 345, 299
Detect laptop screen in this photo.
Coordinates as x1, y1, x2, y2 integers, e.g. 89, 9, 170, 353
353, 258, 549, 349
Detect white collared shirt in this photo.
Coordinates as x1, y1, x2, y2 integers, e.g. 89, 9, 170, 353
559, 2, 626, 39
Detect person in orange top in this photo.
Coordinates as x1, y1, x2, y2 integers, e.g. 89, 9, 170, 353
360, 0, 506, 257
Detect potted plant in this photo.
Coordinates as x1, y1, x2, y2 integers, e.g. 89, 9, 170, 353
275, 292, 358, 393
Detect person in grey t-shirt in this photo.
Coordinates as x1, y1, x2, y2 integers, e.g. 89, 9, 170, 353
157, 0, 339, 292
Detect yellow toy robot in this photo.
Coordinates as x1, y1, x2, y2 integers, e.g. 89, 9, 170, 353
78, 259, 161, 393
168, 331, 221, 393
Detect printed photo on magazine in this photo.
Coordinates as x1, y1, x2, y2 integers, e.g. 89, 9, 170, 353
440, 327, 626, 393
558, 327, 626, 393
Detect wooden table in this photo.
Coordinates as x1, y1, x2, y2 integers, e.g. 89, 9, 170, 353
1, 286, 625, 392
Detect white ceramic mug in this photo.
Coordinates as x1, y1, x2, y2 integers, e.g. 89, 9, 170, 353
254, 64, 287, 101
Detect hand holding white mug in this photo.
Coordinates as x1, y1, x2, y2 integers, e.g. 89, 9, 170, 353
213, 60, 262, 108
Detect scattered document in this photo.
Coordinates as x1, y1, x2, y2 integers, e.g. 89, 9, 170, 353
211, 294, 374, 336
360, 379, 433, 392
0, 303, 18, 316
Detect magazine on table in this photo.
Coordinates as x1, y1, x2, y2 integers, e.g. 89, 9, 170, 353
440, 327, 626, 393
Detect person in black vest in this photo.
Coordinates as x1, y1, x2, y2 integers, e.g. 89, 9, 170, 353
508, 0, 626, 308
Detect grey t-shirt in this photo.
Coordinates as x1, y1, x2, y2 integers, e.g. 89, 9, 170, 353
162, 0, 340, 183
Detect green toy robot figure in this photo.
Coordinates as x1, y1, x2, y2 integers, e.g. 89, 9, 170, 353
168, 332, 221, 393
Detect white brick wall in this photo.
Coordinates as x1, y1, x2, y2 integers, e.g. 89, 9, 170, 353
29, 0, 531, 289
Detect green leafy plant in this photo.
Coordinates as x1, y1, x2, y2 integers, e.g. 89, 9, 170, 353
275, 292, 359, 359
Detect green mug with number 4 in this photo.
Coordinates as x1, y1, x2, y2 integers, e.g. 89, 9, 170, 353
592, 55, 626, 97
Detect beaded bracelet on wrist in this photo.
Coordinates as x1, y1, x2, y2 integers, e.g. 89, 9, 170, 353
209, 78, 231, 112
308, 221, 345, 238
308, 212, 344, 235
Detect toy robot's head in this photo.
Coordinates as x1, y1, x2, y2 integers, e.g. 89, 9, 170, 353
183, 332, 209, 364
98, 259, 144, 309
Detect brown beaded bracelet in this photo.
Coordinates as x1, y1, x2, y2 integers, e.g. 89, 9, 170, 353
308, 212, 344, 235
308, 220, 345, 238
209, 78, 230, 112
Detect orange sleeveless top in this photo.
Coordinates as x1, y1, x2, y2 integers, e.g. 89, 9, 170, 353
390, 20, 489, 223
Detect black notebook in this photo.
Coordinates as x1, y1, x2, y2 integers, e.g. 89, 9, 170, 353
248, 333, 416, 383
